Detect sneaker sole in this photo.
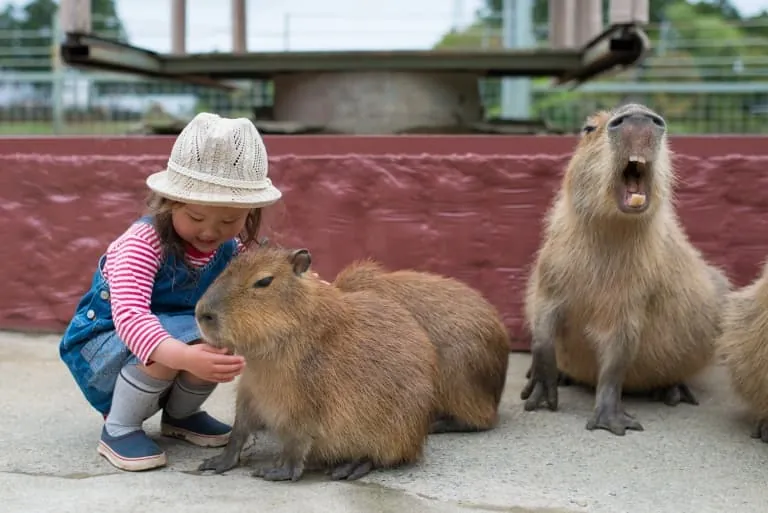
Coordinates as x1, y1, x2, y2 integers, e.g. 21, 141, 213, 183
97, 441, 167, 472
160, 424, 230, 448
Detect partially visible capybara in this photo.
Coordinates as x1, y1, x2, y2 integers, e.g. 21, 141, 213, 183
333, 259, 510, 434
195, 246, 439, 482
717, 259, 768, 442
521, 102, 731, 436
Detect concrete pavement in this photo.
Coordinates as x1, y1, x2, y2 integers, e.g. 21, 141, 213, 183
2, 331, 767, 513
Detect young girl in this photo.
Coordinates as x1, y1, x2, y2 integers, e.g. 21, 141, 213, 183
59, 112, 283, 472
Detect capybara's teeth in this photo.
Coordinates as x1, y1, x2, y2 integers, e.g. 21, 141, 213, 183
629, 155, 647, 164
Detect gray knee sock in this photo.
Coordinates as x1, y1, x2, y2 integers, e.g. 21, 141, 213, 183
104, 364, 173, 437
163, 373, 217, 420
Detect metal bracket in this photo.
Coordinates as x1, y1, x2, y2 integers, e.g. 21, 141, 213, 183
59, 32, 237, 90
554, 23, 650, 87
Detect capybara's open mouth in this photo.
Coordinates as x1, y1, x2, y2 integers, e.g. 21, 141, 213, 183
617, 156, 650, 213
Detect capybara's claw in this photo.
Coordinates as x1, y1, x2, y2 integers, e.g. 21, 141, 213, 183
330, 459, 374, 481
586, 407, 644, 436
198, 454, 238, 474
251, 462, 304, 482
521, 378, 558, 411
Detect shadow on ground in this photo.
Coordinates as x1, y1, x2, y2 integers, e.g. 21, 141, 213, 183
2, 332, 767, 513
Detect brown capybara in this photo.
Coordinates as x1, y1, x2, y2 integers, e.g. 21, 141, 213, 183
716, 259, 768, 442
521, 102, 731, 436
195, 246, 439, 482
333, 259, 510, 434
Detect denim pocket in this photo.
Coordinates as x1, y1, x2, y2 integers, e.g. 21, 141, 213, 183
80, 330, 130, 394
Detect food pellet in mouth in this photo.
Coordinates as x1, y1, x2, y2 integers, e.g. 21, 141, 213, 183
628, 193, 646, 207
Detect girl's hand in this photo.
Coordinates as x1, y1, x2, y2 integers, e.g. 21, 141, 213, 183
309, 270, 331, 285
183, 343, 245, 383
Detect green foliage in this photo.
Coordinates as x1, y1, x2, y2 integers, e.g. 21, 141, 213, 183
0, 0, 126, 72
434, 0, 768, 133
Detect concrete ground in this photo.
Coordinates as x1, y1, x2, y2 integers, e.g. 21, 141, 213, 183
2, 332, 768, 513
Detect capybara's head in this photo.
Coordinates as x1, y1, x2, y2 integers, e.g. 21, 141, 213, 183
565, 103, 672, 220
195, 246, 314, 355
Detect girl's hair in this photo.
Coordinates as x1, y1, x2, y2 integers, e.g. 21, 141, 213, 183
145, 191, 263, 264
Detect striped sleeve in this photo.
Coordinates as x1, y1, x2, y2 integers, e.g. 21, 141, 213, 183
103, 224, 172, 364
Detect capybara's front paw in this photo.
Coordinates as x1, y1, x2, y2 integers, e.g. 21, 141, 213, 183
586, 406, 644, 436
751, 418, 768, 443
520, 361, 559, 412
648, 383, 699, 406
329, 458, 374, 481
524, 365, 575, 387
198, 453, 239, 474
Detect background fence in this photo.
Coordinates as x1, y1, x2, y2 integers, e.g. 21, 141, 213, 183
0, 2, 767, 135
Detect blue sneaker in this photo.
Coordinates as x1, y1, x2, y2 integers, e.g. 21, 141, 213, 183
160, 411, 231, 448
97, 426, 167, 471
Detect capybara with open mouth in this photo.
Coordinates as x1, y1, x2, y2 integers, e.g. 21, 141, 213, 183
521, 103, 731, 436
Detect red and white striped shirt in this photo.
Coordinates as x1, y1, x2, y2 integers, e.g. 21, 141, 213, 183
101, 221, 243, 364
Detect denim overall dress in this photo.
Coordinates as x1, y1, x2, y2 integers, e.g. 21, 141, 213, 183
59, 216, 238, 416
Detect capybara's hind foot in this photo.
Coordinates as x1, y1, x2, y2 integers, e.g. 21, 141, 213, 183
251, 460, 304, 482
648, 383, 699, 406
329, 458, 374, 481
430, 414, 491, 434
524, 365, 574, 387
586, 406, 644, 436
751, 418, 768, 443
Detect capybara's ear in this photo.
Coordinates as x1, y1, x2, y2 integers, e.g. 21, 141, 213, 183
290, 249, 312, 275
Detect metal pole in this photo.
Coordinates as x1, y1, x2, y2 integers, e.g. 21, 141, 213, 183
232, 0, 247, 53
500, 0, 534, 119
171, 0, 186, 54
52, 9, 65, 134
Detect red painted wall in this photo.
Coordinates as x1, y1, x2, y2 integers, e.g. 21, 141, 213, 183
1, 135, 767, 351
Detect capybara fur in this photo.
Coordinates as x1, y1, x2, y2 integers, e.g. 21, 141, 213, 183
195, 246, 439, 482
333, 259, 510, 434
717, 259, 768, 442
521, 103, 731, 436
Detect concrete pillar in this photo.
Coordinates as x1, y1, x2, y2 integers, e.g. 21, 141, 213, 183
549, 0, 576, 49
171, 0, 186, 55
232, 0, 247, 53
59, 0, 91, 34
609, 0, 649, 24
575, 0, 603, 46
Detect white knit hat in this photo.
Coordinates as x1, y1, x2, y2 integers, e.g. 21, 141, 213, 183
146, 112, 282, 208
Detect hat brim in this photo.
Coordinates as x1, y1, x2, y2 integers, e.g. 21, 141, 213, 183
146, 170, 282, 208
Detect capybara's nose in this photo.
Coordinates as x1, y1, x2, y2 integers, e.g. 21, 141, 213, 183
197, 310, 217, 326
607, 111, 666, 132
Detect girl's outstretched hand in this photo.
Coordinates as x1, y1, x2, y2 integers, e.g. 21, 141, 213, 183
184, 343, 245, 383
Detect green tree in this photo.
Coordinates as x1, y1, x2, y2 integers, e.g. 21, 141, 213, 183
0, 0, 127, 71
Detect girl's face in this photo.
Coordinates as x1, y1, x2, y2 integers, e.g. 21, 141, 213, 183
172, 203, 250, 253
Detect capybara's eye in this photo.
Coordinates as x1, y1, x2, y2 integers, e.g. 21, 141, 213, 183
254, 276, 274, 288
581, 124, 596, 134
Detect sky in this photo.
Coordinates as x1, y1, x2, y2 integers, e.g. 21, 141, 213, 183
0, 0, 766, 53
